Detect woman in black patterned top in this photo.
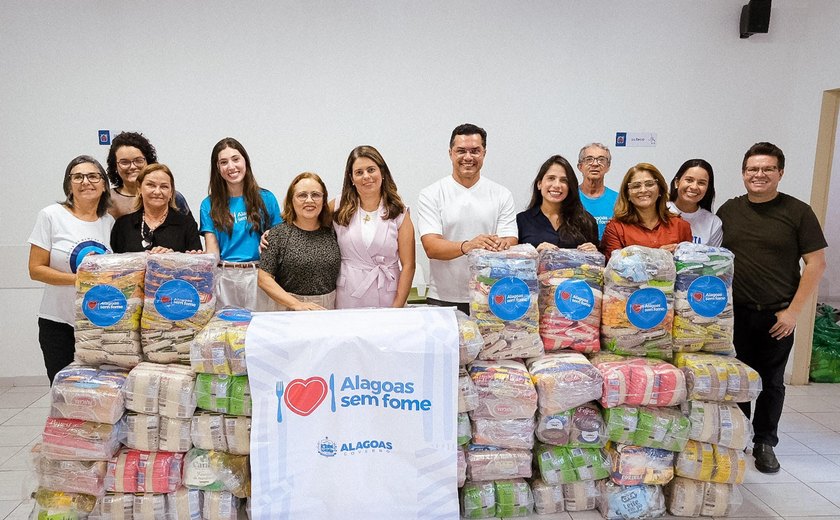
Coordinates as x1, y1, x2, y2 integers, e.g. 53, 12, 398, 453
258, 172, 340, 310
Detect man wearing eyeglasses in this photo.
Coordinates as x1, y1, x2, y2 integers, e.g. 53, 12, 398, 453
577, 143, 618, 239
717, 142, 827, 474
417, 123, 518, 314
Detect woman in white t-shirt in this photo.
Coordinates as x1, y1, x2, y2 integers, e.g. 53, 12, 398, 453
28, 156, 115, 383
667, 159, 723, 247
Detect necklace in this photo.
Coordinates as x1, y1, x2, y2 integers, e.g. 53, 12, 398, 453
362, 209, 377, 223
141, 208, 168, 249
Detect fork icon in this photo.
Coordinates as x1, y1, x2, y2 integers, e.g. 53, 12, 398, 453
275, 381, 284, 423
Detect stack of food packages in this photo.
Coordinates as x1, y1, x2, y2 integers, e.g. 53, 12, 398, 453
29, 252, 258, 519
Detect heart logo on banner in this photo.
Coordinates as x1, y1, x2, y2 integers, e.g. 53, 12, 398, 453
284, 377, 328, 416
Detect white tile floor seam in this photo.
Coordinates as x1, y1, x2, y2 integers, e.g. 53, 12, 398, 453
3, 384, 840, 519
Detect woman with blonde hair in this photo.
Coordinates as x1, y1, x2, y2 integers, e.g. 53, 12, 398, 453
333, 145, 415, 308
600, 162, 692, 261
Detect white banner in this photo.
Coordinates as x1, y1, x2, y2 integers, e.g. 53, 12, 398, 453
246, 307, 459, 520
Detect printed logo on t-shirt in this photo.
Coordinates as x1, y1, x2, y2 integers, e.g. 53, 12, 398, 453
234, 211, 248, 224
69, 239, 109, 273
626, 287, 668, 329
687, 276, 728, 318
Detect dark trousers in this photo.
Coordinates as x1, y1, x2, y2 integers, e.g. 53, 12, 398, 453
733, 305, 795, 447
38, 318, 75, 384
425, 297, 470, 316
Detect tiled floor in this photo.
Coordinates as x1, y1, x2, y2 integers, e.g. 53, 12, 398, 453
3, 384, 840, 519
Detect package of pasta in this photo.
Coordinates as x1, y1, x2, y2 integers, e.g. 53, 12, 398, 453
601, 245, 676, 359
465, 446, 532, 481
190, 307, 251, 375
531, 477, 565, 514
607, 443, 675, 486
675, 440, 746, 484
467, 244, 544, 360
563, 479, 600, 511
493, 478, 534, 518
458, 413, 472, 446
141, 252, 217, 365
203, 490, 241, 520
596, 480, 666, 520
673, 352, 762, 402
224, 415, 251, 455
456, 310, 484, 365
672, 243, 736, 356
592, 354, 687, 408
537, 248, 605, 354
104, 449, 184, 494
30, 487, 97, 519
536, 403, 607, 448
683, 400, 751, 450
604, 405, 690, 452
228, 375, 252, 416
50, 365, 128, 424
195, 373, 233, 414
471, 416, 535, 449
132, 492, 168, 520
41, 417, 124, 461
664, 476, 743, 517
460, 480, 495, 519
183, 448, 251, 498
89, 493, 134, 519
33, 445, 107, 496
534, 444, 611, 485
167, 486, 203, 520
75, 252, 146, 369
527, 352, 603, 414
467, 360, 538, 420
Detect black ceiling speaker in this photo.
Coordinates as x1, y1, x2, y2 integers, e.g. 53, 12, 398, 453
740, 0, 772, 39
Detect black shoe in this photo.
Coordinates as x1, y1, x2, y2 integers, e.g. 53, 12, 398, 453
753, 443, 780, 473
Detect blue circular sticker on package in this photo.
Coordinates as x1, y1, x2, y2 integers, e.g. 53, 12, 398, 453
154, 279, 200, 321
626, 287, 668, 329
82, 285, 127, 327
687, 276, 728, 318
554, 279, 595, 321
218, 308, 252, 322
488, 277, 531, 321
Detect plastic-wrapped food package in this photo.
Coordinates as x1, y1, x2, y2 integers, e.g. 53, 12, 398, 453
683, 400, 751, 450
458, 368, 479, 413
457, 448, 466, 488
224, 416, 251, 455
674, 352, 762, 403
604, 405, 690, 452
132, 493, 168, 519
203, 490, 241, 520
456, 310, 484, 365
183, 448, 251, 498
461, 480, 495, 519
228, 375, 251, 416
458, 413, 472, 446
30, 487, 97, 519
527, 352, 603, 414
123, 413, 160, 451
89, 493, 134, 519
41, 417, 124, 461
664, 476, 743, 517
159, 416, 193, 453
494, 479, 534, 518
33, 446, 107, 496
675, 440, 746, 484
465, 447, 532, 481
167, 486, 203, 520
74, 252, 146, 369
124, 362, 196, 419
471, 416, 535, 449
531, 477, 565, 514
672, 243, 736, 356
596, 480, 666, 520
534, 444, 611, 485
601, 245, 676, 359
563, 479, 600, 511
192, 413, 228, 451
536, 403, 607, 448
104, 449, 184, 493
592, 354, 687, 408
467, 360, 538, 420
141, 253, 217, 365
50, 365, 128, 424
468, 245, 544, 360
190, 307, 251, 375
607, 443, 675, 486
537, 248, 605, 354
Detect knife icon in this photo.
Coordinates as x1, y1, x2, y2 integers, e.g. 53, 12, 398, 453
329, 374, 336, 412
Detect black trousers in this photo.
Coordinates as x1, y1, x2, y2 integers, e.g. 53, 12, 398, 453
38, 318, 75, 384
733, 305, 795, 447
425, 297, 470, 316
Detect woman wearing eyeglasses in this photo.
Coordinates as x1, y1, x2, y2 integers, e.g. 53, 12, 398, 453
110, 164, 202, 254
667, 159, 723, 247
600, 162, 692, 261
258, 172, 340, 311
332, 146, 415, 309
106, 131, 191, 219
200, 137, 282, 309
28, 156, 114, 383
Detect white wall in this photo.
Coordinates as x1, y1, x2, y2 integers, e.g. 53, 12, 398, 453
3, 0, 839, 381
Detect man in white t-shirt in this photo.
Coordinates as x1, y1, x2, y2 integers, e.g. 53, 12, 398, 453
417, 123, 518, 314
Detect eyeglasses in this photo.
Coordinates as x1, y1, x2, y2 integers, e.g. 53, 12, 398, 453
69, 173, 103, 184
294, 191, 324, 202
744, 166, 779, 176
117, 157, 147, 169
582, 156, 609, 165
627, 180, 658, 192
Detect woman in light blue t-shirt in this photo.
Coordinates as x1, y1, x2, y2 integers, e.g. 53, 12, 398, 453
199, 137, 281, 309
